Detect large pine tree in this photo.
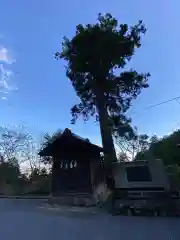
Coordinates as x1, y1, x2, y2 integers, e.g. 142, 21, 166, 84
56, 13, 150, 175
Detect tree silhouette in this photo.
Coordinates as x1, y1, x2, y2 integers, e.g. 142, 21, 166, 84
56, 13, 150, 173
39, 130, 63, 165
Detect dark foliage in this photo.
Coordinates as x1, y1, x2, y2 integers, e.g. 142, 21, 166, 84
56, 13, 150, 164
136, 130, 180, 166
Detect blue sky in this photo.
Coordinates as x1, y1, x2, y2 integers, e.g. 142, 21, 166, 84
0, 0, 180, 145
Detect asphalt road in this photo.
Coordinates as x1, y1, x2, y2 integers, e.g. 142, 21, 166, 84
0, 199, 180, 240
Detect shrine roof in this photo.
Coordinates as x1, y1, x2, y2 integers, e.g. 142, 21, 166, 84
39, 128, 103, 157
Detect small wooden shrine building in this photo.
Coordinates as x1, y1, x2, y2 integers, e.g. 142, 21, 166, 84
39, 128, 104, 196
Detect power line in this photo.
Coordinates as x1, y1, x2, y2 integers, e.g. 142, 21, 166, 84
176, 98, 180, 105
146, 96, 180, 109
114, 95, 180, 136
129, 95, 180, 116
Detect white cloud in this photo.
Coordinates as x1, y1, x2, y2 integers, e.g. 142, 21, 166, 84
0, 46, 14, 64
0, 44, 17, 100
0, 64, 17, 98
0, 64, 12, 89
1, 96, 7, 100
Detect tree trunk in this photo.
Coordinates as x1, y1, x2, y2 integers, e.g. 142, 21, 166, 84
95, 90, 117, 176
